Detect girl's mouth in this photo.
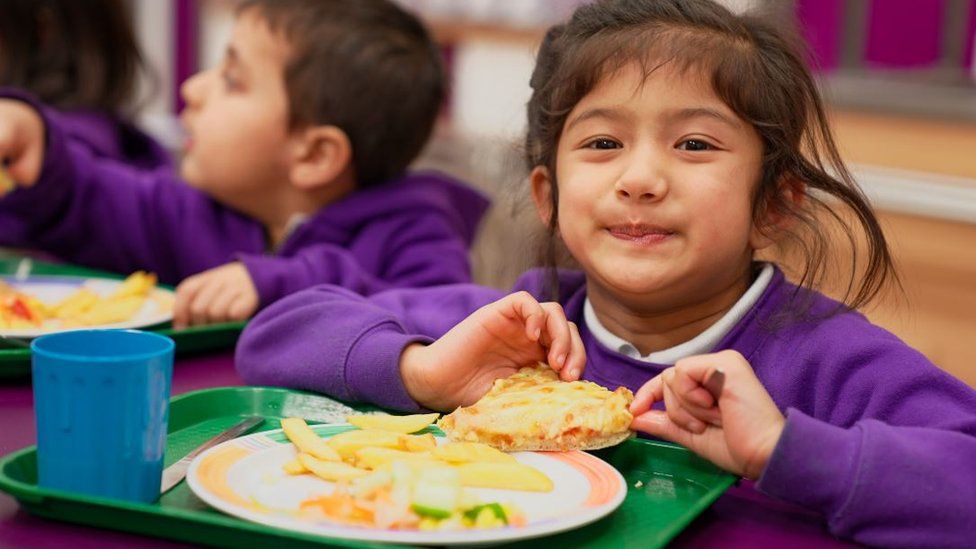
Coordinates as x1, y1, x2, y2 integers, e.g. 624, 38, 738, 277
606, 224, 674, 245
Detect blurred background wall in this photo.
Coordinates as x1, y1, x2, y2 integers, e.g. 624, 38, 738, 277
129, 0, 976, 387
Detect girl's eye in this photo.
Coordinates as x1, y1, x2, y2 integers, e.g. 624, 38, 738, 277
676, 139, 714, 152
585, 138, 621, 150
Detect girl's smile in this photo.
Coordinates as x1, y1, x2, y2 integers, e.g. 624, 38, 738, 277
605, 223, 675, 247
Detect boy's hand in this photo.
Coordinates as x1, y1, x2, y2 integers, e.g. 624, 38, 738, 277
173, 262, 259, 328
629, 350, 785, 480
399, 291, 586, 411
0, 100, 45, 188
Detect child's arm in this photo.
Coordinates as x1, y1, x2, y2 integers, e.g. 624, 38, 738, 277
237, 214, 476, 308
632, 349, 976, 548
0, 93, 264, 282
235, 284, 584, 411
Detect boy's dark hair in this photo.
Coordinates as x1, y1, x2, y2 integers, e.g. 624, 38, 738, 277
0, 0, 144, 112
240, 0, 445, 186
525, 0, 897, 312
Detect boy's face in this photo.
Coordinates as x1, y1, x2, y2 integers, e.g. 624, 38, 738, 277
547, 62, 767, 312
179, 11, 292, 213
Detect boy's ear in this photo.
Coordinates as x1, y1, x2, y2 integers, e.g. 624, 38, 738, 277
530, 165, 555, 225
750, 176, 805, 250
288, 125, 353, 190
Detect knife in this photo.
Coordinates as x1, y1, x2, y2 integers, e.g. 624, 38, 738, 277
160, 416, 264, 495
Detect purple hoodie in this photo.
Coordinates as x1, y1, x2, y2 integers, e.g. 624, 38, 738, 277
237, 267, 976, 548
0, 91, 489, 305
49, 108, 172, 172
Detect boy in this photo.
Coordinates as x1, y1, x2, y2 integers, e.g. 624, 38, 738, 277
0, 0, 487, 327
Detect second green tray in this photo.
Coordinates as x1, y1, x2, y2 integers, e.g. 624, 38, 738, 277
0, 258, 245, 379
0, 386, 735, 548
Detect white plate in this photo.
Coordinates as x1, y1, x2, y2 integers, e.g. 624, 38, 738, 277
187, 424, 627, 545
0, 275, 174, 338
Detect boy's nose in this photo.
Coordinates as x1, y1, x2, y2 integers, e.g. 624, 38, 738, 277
179, 71, 208, 109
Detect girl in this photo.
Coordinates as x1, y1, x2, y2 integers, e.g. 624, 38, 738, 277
0, 0, 170, 170
236, 0, 976, 546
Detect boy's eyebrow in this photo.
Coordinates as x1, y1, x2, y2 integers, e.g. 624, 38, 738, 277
564, 107, 630, 133
225, 45, 246, 71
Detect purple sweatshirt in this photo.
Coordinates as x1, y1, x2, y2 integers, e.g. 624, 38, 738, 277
0, 91, 489, 305
237, 267, 976, 548
50, 108, 172, 171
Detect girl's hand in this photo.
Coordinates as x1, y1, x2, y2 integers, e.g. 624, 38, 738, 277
399, 291, 586, 411
173, 262, 260, 328
629, 350, 785, 479
0, 100, 45, 188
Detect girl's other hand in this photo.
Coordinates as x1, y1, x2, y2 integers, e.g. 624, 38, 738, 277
629, 350, 785, 479
173, 262, 259, 328
399, 291, 586, 411
0, 100, 45, 188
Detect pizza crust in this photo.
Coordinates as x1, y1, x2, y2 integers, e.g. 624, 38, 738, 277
437, 365, 635, 452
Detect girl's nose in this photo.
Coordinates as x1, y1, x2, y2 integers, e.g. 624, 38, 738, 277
614, 157, 668, 202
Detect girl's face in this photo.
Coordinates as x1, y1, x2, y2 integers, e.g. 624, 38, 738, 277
537, 62, 770, 312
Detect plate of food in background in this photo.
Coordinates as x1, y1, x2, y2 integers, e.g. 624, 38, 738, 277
0, 271, 173, 338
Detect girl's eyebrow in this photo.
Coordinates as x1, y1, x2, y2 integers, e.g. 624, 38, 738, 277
665, 107, 742, 130
564, 107, 629, 133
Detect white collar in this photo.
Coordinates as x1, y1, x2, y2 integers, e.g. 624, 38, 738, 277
583, 263, 774, 364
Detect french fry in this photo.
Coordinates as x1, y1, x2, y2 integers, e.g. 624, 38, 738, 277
355, 447, 433, 470
401, 432, 437, 453
454, 462, 554, 492
431, 442, 517, 464
346, 412, 439, 434
298, 453, 369, 482
282, 458, 308, 475
109, 271, 157, 299
326, 429, 406, 460
51, 288, 100, 319
77, 295, 144, 325
280, 417, 341, 461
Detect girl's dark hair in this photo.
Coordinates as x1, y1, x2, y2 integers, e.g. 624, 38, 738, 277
525, 0, 897, 312
0, 0, 144, 112
239, 0, 445, 186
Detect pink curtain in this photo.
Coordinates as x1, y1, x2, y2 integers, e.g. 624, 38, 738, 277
864, 0, 945, 68
795, 0, 844, 71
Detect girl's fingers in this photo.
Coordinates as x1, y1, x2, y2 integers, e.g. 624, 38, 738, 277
560, 321, 586, 381
630, 374, 664, 416
662, 379, 707, 434
631, 410, 696, 449
540, 302, 570, 369
671, 366, 717, 408
502, 291, 544, 342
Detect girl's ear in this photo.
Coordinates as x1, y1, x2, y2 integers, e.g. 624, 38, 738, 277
750, 176, 805, 250
530, 165, 555, 225
288, 125, 353, 191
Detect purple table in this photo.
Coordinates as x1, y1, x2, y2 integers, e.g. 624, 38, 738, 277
0, 352, 855, 548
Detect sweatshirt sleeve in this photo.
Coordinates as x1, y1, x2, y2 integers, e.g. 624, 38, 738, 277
238, 210, 478, 307
0, 91, 263, 283
234, 282, 505, 410
756, 331, 976, 548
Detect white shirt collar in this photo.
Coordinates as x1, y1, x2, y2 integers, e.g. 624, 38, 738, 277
583, 263, 774, 364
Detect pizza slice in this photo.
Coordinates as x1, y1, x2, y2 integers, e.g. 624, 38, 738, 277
437, 365, 635, 452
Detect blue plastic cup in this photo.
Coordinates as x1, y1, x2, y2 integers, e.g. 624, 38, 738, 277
31, 330, 174, 503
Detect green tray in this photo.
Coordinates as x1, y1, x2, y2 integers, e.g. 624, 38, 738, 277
0, 386, 736, 548
0, 258, 245, 379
